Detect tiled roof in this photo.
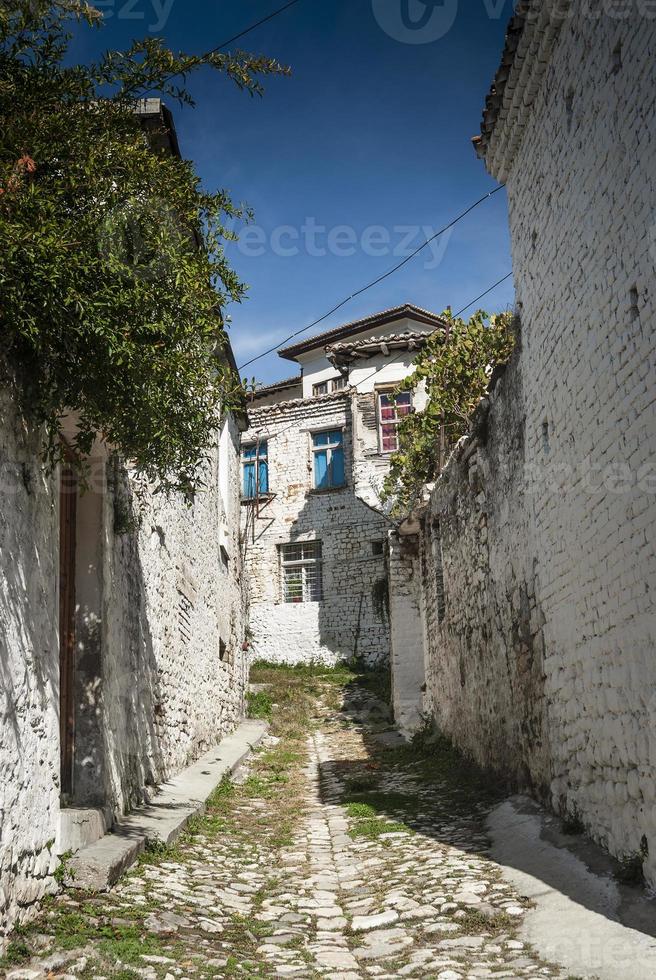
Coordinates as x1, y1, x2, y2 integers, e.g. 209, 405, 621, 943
473, 1, 566, 180
326, 330, 436, 362
278, 304, 447, 361
247, 389, 350, 419
249, 375, 302, 400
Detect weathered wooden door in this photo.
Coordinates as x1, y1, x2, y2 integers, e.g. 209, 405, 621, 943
59, 466, 77, 798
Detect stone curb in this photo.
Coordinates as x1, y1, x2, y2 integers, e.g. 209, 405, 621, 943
65, 718, 268, 891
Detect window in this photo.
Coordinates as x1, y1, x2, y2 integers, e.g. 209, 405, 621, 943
313, 376, 347, 396
371, 540, 384, 557
312, 430, 345, 490
377, 390, 412, 453
242, 442, 268, 499
281, 541, 323, 603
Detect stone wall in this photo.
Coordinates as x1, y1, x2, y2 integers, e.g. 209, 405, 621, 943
387, 530, 426, 737
392, 9, 656, 887
414, 352, 551, 790
0, 388, 247, 937
0, 384, 61, 935
243, 392, 390, 667
102, 412, 248, 815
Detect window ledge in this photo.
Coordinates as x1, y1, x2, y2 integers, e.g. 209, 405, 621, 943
307, 485, 348, 495
240, 492, 275, 505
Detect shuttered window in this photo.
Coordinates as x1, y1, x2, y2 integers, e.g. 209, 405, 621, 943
312, 430, 345, 490
242, 442, 268, 498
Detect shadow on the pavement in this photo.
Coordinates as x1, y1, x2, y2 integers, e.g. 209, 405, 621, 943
317, 677, 656, 943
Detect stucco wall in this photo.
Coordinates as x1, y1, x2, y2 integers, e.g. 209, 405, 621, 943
391, 10, 656, 886
242, 393, 390, 667
0, 391, 247, 937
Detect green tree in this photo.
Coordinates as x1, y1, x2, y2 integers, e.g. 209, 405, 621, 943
0, 0, 289, 492
382, 309, 516, 515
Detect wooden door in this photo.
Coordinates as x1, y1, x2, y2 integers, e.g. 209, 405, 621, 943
59, 466, 77, 797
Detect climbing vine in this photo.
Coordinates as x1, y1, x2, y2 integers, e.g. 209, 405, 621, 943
0, 1, 289, 492
382, 309, 516, 514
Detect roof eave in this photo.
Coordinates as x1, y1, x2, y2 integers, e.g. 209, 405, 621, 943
278, 306, 447, 362
474, 1, 567, 182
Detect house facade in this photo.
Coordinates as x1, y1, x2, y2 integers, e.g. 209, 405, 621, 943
0, 105, 250, 937
241, 304, 445, 667
388, 4, 656, 889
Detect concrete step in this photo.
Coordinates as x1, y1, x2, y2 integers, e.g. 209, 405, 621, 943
65, 719, 268, 891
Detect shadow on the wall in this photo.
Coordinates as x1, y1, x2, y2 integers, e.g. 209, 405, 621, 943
283, 481, 390, 667
317, 678, 656, 943
0, 456, 59, 754
102, 462, 167, 814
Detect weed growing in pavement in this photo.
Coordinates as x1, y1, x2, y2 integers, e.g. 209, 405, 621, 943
346, 801, 412, 840
454, 906, 514, 934
0, 939, 31, 968
246, 689, 273, 720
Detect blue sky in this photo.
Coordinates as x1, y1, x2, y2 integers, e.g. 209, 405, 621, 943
70, 0, 517, 384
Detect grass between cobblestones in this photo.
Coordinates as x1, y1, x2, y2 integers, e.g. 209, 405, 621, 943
2, 665, 351, 980
1, 664, 559, 980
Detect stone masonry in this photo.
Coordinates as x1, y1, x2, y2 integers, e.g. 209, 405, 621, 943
242, 304, 440, 669
243, 392, 390, 667
0, 385, 248, 938
389, 6, 656, 888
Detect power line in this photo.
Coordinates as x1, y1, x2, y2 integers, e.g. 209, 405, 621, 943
128, 0, 304, 98
246, 268, 514, 440
207, 0, 304, 53
452, 272, 513, 318
237, 185, 506, 371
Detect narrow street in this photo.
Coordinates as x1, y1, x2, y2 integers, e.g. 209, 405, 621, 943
5, 668, 571, 980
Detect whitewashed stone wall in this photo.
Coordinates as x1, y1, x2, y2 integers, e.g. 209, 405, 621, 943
243, 393, 390, 667
396, 9, 656, 887
0, 387, 247, 937
413, 353, 551, 787
0, 384, 61, 936
387, 531, 427, 736
103, 412, 248, 815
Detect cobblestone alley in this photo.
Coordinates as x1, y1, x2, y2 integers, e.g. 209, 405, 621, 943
2, 668, 578, 980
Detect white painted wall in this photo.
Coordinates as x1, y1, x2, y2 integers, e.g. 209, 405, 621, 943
242, 394, 390, 668
294, 317, 434, 398
390, 10, 656, 888
0, 389, 247, 938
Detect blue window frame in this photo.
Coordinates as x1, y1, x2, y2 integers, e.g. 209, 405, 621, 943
242, 442, 268, 499
312, 430, 345, 490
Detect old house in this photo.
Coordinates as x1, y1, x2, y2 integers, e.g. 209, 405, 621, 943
0, 103, 249, 936
388, 4, 656, 886
241, 304, 446, 667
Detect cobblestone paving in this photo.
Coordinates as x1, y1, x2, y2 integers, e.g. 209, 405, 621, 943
2, 671, 571, 980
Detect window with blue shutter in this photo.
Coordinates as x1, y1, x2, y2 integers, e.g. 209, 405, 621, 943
311, 430, 345, 490
241, 441, 268, 498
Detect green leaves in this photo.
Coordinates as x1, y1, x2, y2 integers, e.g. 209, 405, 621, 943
382, 309, 516, 515
0, 0, 288, 493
